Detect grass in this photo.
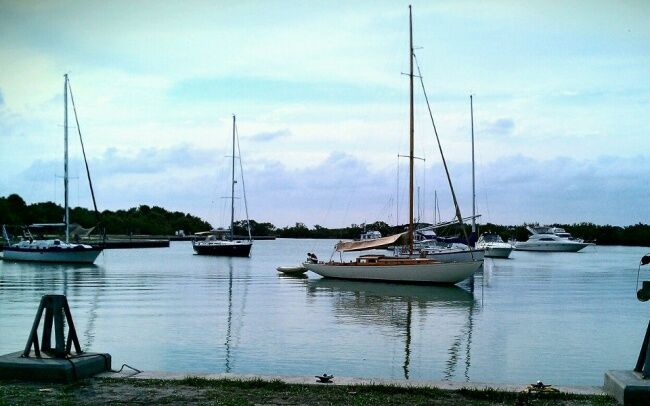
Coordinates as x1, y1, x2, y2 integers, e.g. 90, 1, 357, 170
0, 377, 616, 405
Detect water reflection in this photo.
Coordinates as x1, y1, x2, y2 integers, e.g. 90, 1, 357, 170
0, 261, 106, 351
222, 258, 250, 373
306, 279, 477, 380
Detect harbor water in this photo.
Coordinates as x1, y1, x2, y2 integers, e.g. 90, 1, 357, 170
0, 239, 648, 386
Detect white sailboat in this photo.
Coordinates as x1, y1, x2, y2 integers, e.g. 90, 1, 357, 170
192, 115, 253, 257
2, 75, 102, 264
467, 95, 513, 259
304, 6, 482, 284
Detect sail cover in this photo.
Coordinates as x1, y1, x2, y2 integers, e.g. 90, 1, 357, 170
335, 232, 407, 252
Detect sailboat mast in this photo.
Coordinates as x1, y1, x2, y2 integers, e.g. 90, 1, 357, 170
471, 95, 476, 234
408, 5, 415, 253
230, 115, 236, 241
64, 74, 70, 243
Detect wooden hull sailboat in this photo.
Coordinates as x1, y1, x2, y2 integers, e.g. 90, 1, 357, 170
305, 256, 482, 284
304, 6, 482, 285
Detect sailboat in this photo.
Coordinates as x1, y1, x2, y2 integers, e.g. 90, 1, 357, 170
192, 115, 253, 257
303, 6, 482, 284
468, 95, 513, 258
1, 75, 103, 264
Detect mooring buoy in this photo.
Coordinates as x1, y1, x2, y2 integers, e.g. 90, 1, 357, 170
0, 294, 112, 383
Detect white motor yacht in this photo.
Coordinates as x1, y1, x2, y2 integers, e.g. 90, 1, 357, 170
475, 232, 513, 258
514, 226, 591, 252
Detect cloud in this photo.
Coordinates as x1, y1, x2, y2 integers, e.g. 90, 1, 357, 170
248, 129, 291, 142
0, 88, 4, 106
484, 118, 514, 136
5, 146, 650, 228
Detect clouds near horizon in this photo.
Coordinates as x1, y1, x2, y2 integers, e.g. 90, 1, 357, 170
1, 1, 648, 227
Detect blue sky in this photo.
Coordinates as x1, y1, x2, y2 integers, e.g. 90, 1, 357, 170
1, 0, 648, 228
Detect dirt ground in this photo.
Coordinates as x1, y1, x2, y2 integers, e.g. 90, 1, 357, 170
0, 377, 616, 405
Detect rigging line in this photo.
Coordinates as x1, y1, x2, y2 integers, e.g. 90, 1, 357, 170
234, 123, 252, 241
413, 53, 472, 249
67, 80, 100, 224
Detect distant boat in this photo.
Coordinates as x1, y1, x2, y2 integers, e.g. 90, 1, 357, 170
303, 6, 482, 284
475, 232, 514, 258
514, 226, 591, 252
359, 230, 382, 241
192, 115, 253, 257
2, 75, 102, 264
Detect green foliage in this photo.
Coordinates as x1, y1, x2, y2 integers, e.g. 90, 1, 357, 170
0, 194, 212, 236
2, 193, 649, 245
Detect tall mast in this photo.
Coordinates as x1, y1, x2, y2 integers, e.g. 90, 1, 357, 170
408, 5, 415, 253
470, 95, 476, 235
64, 74, 69, 243
230, 115, 236, 241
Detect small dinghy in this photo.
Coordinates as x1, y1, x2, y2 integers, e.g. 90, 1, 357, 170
276, 265, 308, 275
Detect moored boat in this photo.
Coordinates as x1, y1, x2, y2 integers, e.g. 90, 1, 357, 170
1, 75, 103, 264
192, 115, 253, 257
475, 232, 513, 258
303, 6, 482, 285
514, 226, 591, 252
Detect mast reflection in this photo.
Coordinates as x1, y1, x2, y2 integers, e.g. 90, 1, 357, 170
306, 279, 478, 381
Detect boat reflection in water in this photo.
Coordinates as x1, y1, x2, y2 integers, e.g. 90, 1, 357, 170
306, 279, 478, 381
0, 261, 105, 350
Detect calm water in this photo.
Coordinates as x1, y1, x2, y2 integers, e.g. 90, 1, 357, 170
1, 240, 649, 386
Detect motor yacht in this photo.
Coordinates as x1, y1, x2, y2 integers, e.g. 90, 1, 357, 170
514, 226, 591, 252
475, 232, 513, 258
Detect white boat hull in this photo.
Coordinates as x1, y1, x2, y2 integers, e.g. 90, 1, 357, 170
276, 265, 308, 274
483, 247, 513, 258
514, 242, 590, 252
304, 260, 482, 284
2, 248, 102, 263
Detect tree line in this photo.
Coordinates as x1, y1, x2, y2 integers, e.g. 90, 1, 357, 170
2, 194, 649, 246
0, 194, 211, 236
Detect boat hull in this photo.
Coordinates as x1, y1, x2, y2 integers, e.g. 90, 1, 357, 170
514, 242, 590, 252
483, 247, 513, 258
1, 247, 102, 263
304, 260, 482, 284
276, 265, 308, 274
192, 241, 252, 257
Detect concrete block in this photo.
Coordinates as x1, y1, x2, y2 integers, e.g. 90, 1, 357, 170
604, 370, 650, 405
0, 351, 111, 383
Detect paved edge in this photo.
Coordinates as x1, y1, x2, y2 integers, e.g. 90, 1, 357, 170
95, 371, 605, 396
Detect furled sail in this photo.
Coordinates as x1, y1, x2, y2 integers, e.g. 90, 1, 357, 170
335, 232, 407, 252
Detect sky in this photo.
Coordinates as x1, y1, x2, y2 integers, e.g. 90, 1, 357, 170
0, 0, 648, 229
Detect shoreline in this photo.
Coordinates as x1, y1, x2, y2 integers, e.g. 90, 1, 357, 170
99, 370, 607, 395
0, 372, 614, 405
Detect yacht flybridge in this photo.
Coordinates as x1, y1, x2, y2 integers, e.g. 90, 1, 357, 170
2, 75, 102, 264
303, 6, 482, 284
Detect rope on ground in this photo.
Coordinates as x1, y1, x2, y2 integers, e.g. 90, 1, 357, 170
112, 364, 142, 374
